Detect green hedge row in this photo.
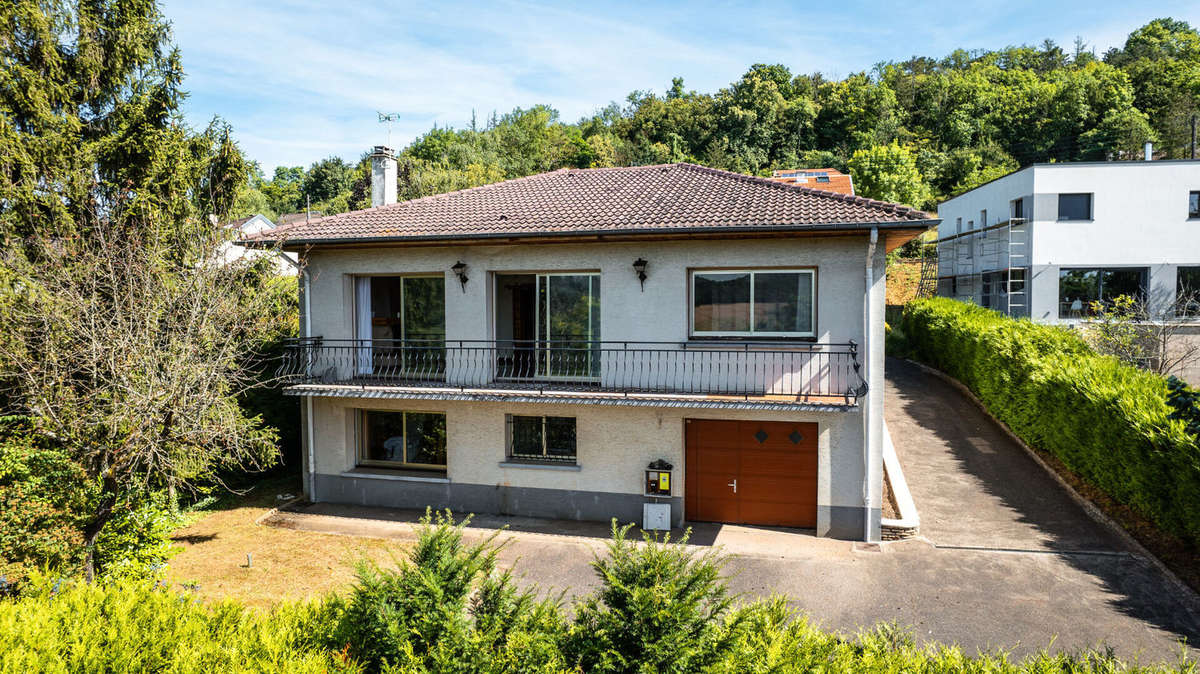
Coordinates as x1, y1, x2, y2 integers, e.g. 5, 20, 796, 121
895, 298, 1200, 548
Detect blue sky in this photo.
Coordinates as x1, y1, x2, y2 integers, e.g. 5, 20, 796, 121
161, 0, 1200, 174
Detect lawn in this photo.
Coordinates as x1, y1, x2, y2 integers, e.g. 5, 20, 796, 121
165, 475, 408, 608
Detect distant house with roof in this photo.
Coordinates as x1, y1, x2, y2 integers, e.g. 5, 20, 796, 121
771, 168, 854, 195
241, 146, 935, 541
220, 213, 306, 274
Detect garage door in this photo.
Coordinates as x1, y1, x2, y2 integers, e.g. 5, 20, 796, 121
685, 419, 818, 528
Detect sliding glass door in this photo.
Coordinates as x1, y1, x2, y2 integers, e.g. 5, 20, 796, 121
538, 273, 600, 379
355, 275, 445, 378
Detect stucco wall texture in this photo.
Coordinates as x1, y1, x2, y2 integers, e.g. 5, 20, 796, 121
299, 233, 884, 539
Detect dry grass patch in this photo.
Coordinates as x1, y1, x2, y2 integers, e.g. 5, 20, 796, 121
165, 476, 409, 609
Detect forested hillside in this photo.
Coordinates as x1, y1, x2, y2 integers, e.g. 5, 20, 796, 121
236, 18, 1200, 219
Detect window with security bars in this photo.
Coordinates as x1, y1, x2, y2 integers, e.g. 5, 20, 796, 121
506, 415, 577, 463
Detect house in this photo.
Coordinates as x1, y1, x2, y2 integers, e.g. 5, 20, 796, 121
771, 168, 855, 195
220, 213, 302, 273
243, 146, 934, 541
935, 153, 1200, 381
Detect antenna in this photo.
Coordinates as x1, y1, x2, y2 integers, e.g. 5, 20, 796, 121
377, 111, 400, 147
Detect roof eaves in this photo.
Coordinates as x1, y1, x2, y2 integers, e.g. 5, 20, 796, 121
239, 218, 941, 249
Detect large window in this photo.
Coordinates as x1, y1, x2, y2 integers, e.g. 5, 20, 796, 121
355, 275, 446, 376
507, 415, 577, 463
359, 410, 446, 470
1058, 267, 1147, 318
691, 269, 815, 337
1058, 193, 1092, 221
1178, 267, 1200, 318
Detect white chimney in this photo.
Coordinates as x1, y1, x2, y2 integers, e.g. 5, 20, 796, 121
1144, 141, 1153, 161
370, 145, 397, 207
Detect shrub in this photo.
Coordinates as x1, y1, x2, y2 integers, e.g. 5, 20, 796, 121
899, 298, 1200, 547
0, 417, 182, 587
0, 573, 356, 673
329, 510, 565, 673
564, 524, 738, 673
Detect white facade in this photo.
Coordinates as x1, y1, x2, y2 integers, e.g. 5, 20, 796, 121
221, 214, 300, 274
292, 233, 889, 540
936, 160, 1200, 381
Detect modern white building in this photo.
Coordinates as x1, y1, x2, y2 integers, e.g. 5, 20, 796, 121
936, 157, 1200, 381
242, 147, 934, 541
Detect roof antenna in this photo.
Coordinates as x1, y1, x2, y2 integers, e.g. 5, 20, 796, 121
378, 111, 400, 148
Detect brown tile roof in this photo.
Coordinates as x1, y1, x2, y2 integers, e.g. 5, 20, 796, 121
244, 162, 932, 246
770, 168, 855, 196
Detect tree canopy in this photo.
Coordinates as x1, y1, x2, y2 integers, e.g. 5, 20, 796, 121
239, 18, 1198, 215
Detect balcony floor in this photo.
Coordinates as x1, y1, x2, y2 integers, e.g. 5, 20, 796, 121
283, 381, 859, 412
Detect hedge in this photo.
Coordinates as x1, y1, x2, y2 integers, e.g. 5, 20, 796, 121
895, 297, 1200, 548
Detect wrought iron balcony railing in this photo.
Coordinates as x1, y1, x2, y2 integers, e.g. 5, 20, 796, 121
278, 338, 866, 402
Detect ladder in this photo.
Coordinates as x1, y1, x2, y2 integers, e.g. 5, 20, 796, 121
1005, 218, 1029, 317
915, 241, 938, 299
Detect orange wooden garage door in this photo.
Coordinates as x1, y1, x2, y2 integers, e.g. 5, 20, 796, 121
685, 419, 818, 528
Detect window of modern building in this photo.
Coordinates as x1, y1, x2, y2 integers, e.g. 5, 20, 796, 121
359, 410, 447, 470
1178, 266, 1200, 317
1012, 198, 1024, 220
1189, 191, 1200, 219
956, 217, 962, 235
981, 209, 988, 238
1058, 267, 1147, 318
507, 415, 577, 463
691, 269, 815, 337
1058, 193, 1093, 221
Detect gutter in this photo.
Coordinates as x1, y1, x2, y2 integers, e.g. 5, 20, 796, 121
236, 219, 940, 250
276, 251, 316, 500
863, 227, 878, 543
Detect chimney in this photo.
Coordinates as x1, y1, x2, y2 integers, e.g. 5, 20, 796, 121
370, 145, 397, 207
1144, 141, 1153, 161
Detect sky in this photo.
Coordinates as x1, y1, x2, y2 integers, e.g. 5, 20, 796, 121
161, 0, 1200, 174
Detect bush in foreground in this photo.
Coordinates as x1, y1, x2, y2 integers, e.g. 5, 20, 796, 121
1, 513, 1193, 673
895, 297, 1200, 548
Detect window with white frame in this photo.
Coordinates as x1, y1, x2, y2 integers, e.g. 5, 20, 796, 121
507, 415, 577, 463
691, 269, 815, 337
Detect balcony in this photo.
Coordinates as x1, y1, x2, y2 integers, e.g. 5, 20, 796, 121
278, 338, 866, 409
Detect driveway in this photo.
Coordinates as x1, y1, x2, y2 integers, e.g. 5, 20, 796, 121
266, 358, 1200, 662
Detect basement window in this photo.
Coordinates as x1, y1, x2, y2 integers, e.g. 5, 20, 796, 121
358, 410, 446, 470
1178, 267, 1200, 318
507, 415, 577, 463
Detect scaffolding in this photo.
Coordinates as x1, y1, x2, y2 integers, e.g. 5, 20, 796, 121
935, 218, 1029, 318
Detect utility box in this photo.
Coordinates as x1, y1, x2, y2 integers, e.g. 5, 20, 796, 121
643, 459, 674, 531
644, 459, 673, 497
643, 503, 671, 531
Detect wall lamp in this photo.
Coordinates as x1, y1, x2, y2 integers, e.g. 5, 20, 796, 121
633, 257, 648, 291
451, 260, 469, 293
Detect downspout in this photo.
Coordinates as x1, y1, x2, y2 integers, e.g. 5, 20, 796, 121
863, 227, 878, 543
278, 251, 315, 500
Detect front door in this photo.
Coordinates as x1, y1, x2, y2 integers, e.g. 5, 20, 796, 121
685, 419, 818, 527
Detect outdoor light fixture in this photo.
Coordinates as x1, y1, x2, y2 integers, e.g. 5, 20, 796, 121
632, 257, 648, 291
451, 260, 469, 293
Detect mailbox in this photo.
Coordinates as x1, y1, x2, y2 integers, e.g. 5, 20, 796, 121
645, 459, 673, 497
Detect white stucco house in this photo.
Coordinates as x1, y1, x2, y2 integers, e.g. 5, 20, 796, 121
221, 213, 301, 274
936, 156, 1200, 382
242, 146, 934, 541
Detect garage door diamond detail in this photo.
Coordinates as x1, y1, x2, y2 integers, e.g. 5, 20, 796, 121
754, 428, 768, 444
789, 430, 804, 444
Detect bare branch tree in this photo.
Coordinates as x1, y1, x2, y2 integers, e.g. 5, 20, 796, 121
0, 222, 285, 580
1082, 290, 1200, 379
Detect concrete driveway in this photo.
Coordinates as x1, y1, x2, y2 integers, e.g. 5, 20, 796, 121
266, 358, 1200, 663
